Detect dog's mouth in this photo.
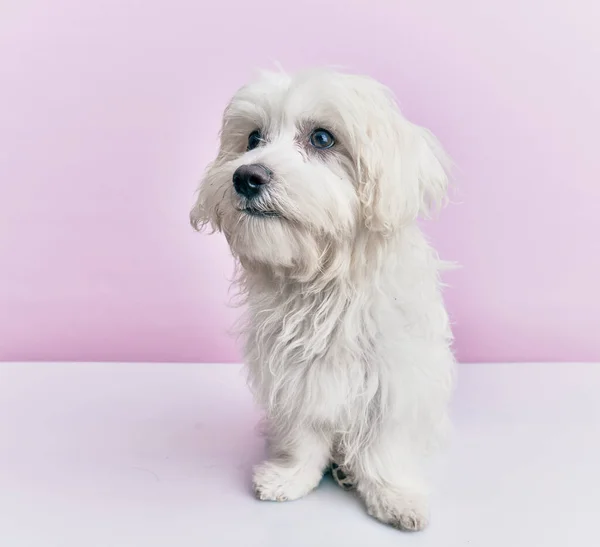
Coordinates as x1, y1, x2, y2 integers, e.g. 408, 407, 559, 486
237, 206, 280, 218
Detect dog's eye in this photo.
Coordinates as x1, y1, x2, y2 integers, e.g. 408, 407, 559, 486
310, 129, 335, 149
247, 130, 262, 151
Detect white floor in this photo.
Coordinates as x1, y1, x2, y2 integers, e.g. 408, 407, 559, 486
0, 362, 598, 546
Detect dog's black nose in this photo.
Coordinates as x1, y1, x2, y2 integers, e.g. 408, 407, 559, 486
232, 164, 271, 199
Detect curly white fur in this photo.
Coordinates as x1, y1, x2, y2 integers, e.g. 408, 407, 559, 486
191, 68, 455, 531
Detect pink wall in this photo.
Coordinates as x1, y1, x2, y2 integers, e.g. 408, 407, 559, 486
1, 1, 599, 363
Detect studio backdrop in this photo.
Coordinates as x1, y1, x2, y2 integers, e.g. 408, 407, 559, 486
1, 0, 598, 363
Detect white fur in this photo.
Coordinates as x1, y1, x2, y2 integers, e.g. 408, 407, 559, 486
191, 69, 455, 532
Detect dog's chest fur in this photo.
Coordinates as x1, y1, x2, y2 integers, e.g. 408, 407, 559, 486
243, 276, 391, 429
239, 229, 451, 448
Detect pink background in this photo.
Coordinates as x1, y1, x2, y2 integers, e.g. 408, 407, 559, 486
1, 1, 598, 363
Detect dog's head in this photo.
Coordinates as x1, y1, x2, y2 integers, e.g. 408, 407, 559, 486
191, 69, 449, 279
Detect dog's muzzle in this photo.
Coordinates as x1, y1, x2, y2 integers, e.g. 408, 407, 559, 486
232, 163, 271, 199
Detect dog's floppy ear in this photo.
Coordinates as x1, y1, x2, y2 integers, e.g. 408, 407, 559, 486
354, 81, 450, 233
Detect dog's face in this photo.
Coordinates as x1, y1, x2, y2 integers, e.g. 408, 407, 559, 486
191, 70, 448, 278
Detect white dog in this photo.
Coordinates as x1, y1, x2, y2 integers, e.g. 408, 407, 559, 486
190, 68, 455, 532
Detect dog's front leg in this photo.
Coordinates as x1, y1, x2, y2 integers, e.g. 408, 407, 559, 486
252, 424, 330, 502
353, 428, 430, 531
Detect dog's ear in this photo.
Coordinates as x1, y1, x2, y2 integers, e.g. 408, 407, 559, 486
190, 159, 223, 233
354, 83, 450, 233
189, 188, 209, 232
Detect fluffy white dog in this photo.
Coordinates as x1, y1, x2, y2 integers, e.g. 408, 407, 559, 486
190, 69, 455, 532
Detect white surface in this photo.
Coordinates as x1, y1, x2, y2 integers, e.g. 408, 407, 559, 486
0, 362, 598, 547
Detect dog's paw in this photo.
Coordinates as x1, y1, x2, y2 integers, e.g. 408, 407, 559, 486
252, 460, 322, 502
364, 487, 430, 532
331, 461, 355, 490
